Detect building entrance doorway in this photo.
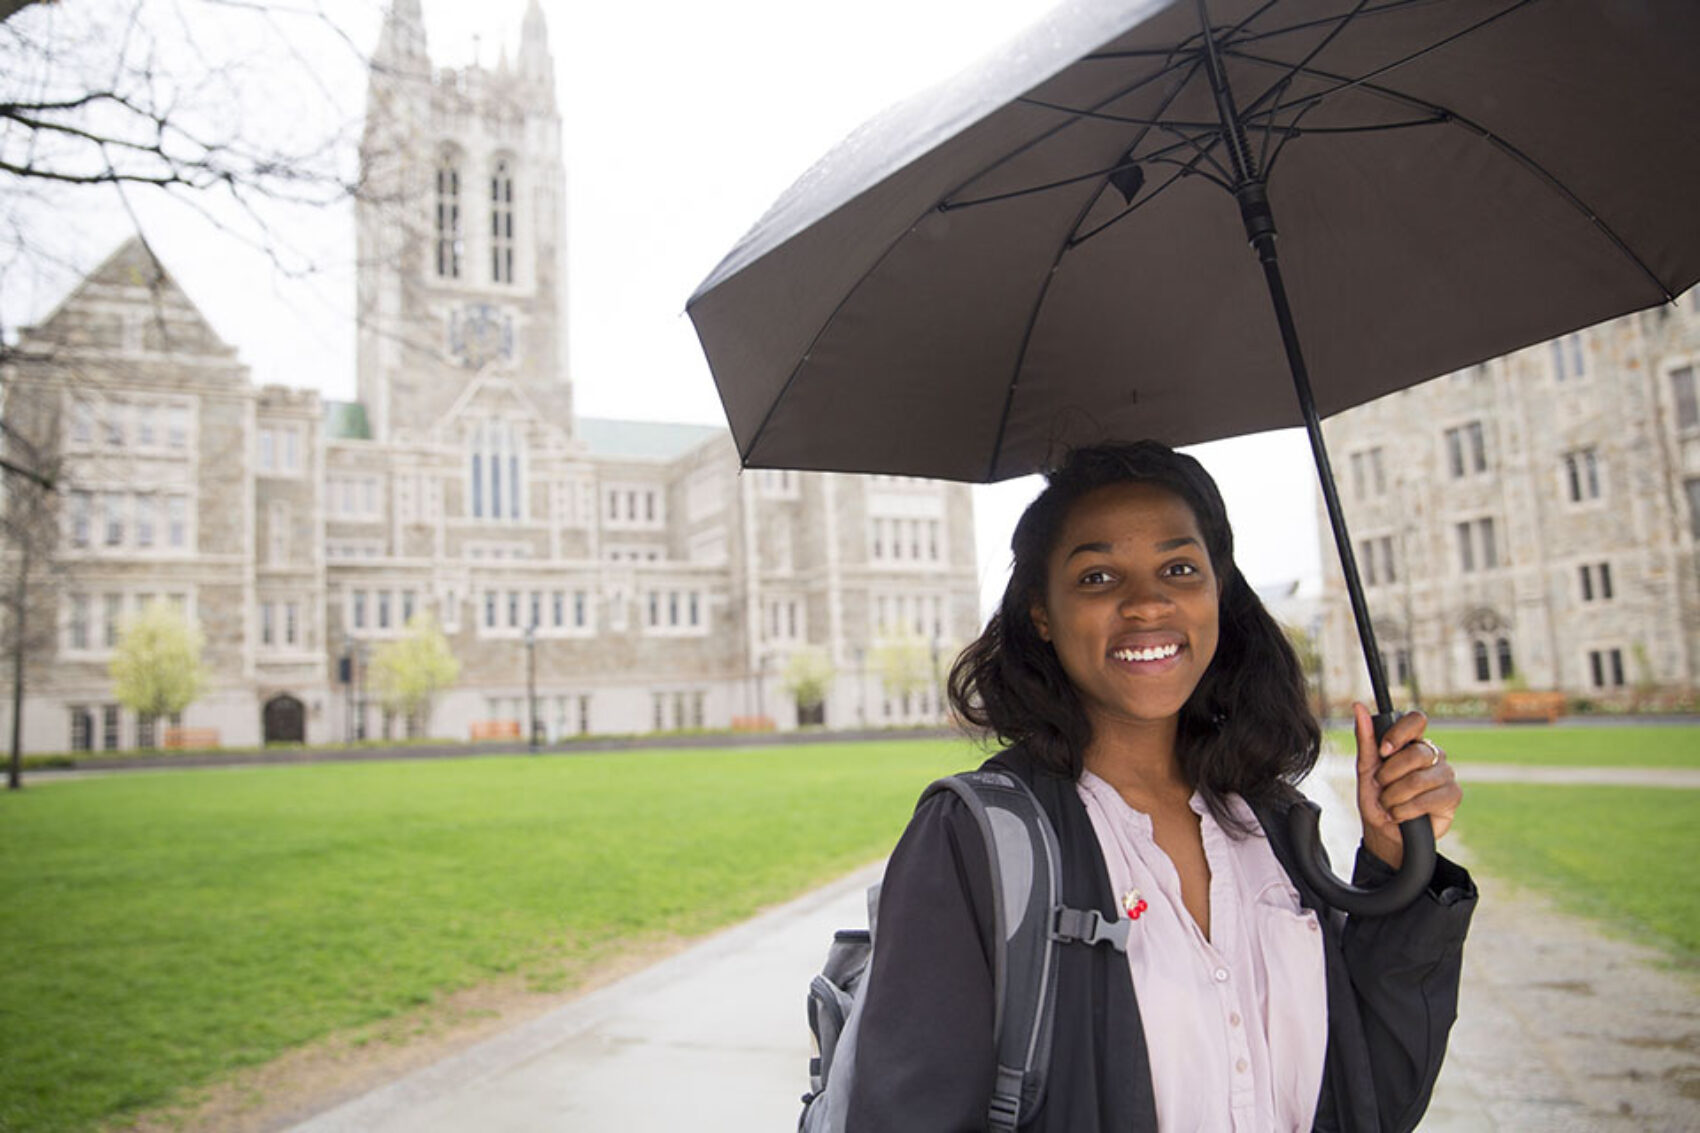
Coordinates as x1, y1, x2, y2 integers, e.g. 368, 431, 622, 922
263, 694, 306, 745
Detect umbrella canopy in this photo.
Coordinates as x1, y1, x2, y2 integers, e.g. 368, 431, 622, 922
689, 0, 1700, 482
687, 0, 1700, 912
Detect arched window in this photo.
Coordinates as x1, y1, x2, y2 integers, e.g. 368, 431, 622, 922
435, 151, 463, 279
468, 419, 524, 522
1472, 639, 1491, 683
490, 157, 515, 284
1496, 637, 1515, 680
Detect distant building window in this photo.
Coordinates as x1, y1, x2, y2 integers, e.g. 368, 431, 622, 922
508, 591, 521, 628
1563, 448, 1601, 502
1359, 536, 1396, 587
1496, 637, 1514, 679
102, 704, 120, 750
167, 496, 188, 548
102, 594, 122, 648
436, 152, 463, 279
70, 401, 94, 445
1349, 447, 1386, 498
1579, 561, 1614, 602
1687, 479, 1700, 538
103, 493, 124, 546
68, 491, 91, 547
1456, 517, 1498, 573
352, 590, 367, 630
490, 157, 515, 284
1588, 647, 1625, 689
484, 591, 497, 629
1551, 333, 1585, 381
136, 495, 156, 549
1472, 639, 1490, 683
68, 593, 90, 650
1672, 365, 1698, 431
69, 705, 93, 751
1444, 421, 1487, 477
377, 591, 391, 630
166, 405, 190, 449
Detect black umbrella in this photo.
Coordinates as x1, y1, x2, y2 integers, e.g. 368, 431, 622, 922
686, 0, 1700, 913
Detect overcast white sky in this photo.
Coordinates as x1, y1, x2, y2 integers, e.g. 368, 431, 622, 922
11, 0, 1325, 615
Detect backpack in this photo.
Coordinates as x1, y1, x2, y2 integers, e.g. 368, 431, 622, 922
799, 769, 1133, 1132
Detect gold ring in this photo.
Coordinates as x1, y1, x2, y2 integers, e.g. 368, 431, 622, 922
1416, 738, 1442, 767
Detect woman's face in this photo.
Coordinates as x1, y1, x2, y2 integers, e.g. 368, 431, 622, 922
1030, 482, 1220, 732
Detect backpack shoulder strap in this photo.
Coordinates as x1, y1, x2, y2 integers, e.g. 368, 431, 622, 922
921, 769, 1080, 1132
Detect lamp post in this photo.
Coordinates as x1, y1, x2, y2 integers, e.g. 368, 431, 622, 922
354, 641, 368, 742
340, 636, 354, 744
525, 622, 538, 753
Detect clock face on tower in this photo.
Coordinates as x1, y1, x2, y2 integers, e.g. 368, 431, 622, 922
449, 303, 516, 369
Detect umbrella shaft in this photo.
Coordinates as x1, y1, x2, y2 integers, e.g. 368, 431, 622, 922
1249, 229, 1395, 718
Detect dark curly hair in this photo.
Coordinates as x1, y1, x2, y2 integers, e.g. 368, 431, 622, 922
948, 441, 1318, 824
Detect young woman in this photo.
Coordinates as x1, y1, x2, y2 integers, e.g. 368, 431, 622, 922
846, 442, 1473, 1132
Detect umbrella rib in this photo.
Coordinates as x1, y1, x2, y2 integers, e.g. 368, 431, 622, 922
936, 55, 1197, 210
1236, 0, 1539, 122
1067, 154, 1230, 249
982, 159, 1122, 483
1230, 51, 1678, 300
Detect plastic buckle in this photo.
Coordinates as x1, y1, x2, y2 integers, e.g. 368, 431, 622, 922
1049, 905, 1131, 953
987, 1089, 1022, 1133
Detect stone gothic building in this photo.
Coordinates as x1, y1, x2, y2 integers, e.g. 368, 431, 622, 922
0, 1, 979, 753
1316, 288, 1700, 709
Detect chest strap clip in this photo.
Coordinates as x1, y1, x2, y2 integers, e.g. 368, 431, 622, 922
1050, 905, 1131, 953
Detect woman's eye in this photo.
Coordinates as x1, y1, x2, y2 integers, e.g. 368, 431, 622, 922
1079, 568, 1114, 585
1163, 561, 1200, 577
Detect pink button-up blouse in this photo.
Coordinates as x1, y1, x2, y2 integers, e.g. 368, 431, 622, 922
1076, 770, 1328, 1132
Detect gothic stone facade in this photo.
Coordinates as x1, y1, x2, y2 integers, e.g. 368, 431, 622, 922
0, 2, 979, 753
1316, 289, 1700, 708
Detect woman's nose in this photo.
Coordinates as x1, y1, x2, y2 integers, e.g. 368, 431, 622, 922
1117, 579, 1173, 617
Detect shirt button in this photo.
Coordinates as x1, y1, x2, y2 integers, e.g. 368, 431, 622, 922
1236, 1058, 1249, 1074
1213, 968, 1229, 983
1229, 1012, 1241, 1027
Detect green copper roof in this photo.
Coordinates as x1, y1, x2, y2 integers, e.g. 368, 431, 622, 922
576, 417, 723, 461
324, 401, 372, 440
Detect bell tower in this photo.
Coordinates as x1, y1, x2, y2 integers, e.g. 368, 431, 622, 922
355, 0, 571, 442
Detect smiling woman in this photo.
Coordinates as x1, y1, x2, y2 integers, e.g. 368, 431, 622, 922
844, 441, 1475, 1133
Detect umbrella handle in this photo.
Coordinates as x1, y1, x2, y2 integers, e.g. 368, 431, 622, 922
1286, 805, 1436, 918
1285, 708, 1437, 916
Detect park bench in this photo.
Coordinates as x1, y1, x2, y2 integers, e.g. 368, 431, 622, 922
1494, 690, 1566, 724
163, 727, 220, 750
469, 719, 522, 741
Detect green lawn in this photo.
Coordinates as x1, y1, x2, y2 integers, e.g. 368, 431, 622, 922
0, 740, 980, 1132
1453, 784, 1700, 964
1322, 724, 1700, 767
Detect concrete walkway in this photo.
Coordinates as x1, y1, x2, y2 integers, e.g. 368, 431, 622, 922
287, 765, 1699, 1131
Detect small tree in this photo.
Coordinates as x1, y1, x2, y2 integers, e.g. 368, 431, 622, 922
872, 630, 936, 713
368, 612, 460, 739
109, 603, 208, 736
782, 646, 835, 723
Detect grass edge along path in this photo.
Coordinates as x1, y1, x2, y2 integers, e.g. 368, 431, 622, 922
1452, 782, 1700, 969
1321, 723, 1700, 768
0, 739, 980, 1133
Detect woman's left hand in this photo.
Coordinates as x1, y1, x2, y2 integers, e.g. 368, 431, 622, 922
1353, 702, 1463, 870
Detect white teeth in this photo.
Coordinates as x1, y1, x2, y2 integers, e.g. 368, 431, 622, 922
1113, 643, 1181, 663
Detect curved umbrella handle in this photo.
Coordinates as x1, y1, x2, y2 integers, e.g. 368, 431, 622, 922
1286, 804, 1436, 918
1285, 708, 1437, 916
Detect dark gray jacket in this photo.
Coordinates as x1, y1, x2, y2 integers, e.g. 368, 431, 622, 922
847, 747, 1476, 1132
